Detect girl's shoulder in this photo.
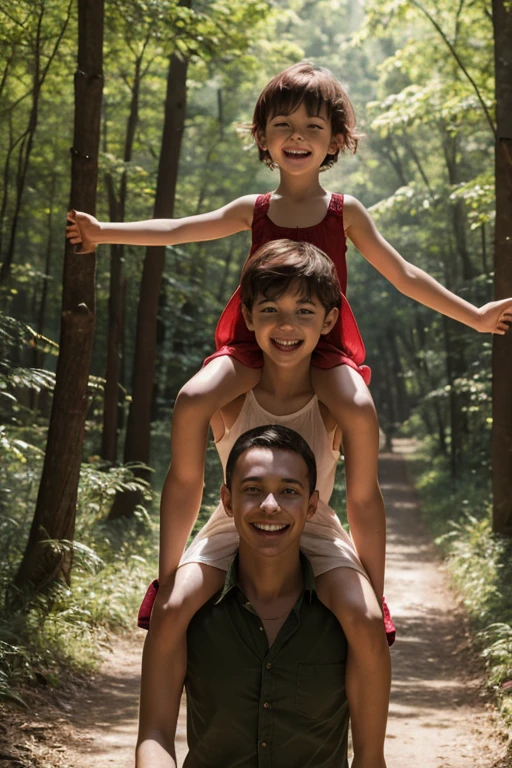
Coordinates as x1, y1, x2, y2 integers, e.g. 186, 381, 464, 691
340, 194, 371, 233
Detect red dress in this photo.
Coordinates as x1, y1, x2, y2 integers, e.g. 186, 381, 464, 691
204, 192, 371, 384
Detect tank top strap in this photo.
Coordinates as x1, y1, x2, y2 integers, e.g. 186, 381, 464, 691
328, 192, 344, 219
251, 193, 272, 226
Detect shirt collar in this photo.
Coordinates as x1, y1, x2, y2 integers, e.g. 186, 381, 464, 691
214, 550, 316, 605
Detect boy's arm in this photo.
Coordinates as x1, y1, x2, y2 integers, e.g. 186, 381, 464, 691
344, 195, 512, 334
66, 194, 257, 254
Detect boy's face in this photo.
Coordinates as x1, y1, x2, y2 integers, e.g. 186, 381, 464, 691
221, 446, 318, 559
259, 103, 340, 173
242, 284, 338, 368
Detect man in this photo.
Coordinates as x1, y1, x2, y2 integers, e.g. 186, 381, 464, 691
140, 424, 350, 767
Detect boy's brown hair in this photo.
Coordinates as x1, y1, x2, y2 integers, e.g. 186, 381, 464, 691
252, 61, 361, 171
240, 239, 341, 313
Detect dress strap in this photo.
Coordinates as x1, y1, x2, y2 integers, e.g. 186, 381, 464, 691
251, 193, 272, 226
328, 192, 344, 217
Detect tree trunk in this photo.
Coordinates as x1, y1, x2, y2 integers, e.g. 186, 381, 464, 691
491, 0, 512, 535
101, 54, 144, 463
108, 46, 188, 520
12, 0, 104, 594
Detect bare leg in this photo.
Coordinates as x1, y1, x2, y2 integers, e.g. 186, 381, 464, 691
136, 563, 225, 767
159, 357, 260, 581
312, 365, 386, 601
316, 567, 390, 768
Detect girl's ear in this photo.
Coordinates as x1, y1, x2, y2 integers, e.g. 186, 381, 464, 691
321, 306, 339, 335
241, 304, 254, 331
328, 133, 343, 155
256, 130, 267, 150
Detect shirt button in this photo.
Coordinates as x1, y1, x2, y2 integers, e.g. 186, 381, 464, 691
263, 701, 271, 709
266, 662, 272, 669
261, 741, 267, 748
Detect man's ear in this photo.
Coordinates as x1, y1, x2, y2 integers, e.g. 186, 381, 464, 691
321, 306, 339, 335
241, 304, 254, 331
221, 484, 234, 517
306, 490, 319, 521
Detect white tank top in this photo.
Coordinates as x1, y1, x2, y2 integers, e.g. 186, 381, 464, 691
216, 390, 339, 504
180, 390, 367, 578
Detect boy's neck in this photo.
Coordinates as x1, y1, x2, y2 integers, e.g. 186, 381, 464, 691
257, 355, 313, 402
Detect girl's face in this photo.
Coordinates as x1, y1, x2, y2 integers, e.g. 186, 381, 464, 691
242, 284, 338, 368
260, 103, 340, 174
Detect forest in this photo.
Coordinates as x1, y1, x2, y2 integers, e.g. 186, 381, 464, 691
1, 0, 512, 750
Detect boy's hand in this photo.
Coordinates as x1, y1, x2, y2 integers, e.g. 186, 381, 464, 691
66, 210, 100, 254
476, 298, 512, 334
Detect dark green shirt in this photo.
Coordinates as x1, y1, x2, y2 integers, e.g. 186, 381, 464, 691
185, 553, 349, 768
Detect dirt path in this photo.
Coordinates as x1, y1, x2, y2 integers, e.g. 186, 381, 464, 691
42, 447, 505, 767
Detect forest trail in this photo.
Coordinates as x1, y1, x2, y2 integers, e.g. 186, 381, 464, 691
40, 443, 505, 768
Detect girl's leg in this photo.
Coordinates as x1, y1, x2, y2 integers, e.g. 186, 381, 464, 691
312, 365, 386, 601
160, 356, 260, 581
137, 563, 225, 762
316, 567, 390, 768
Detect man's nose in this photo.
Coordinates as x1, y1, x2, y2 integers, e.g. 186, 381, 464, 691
260, 493, 280, 513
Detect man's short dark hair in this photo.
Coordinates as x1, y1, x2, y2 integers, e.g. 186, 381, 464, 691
240, 239, 341, 314
225, 425, 317, 495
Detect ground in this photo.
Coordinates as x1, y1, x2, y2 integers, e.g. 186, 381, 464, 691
1, 444, 510, 767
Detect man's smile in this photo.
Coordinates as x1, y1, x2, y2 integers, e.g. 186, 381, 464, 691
251, 522, 290, 535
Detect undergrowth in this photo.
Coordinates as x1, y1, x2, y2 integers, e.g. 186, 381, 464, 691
407, 440, 512, 733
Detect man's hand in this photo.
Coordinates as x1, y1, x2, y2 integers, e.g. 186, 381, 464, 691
66, 209, 101, 254
476, 298, 512, 334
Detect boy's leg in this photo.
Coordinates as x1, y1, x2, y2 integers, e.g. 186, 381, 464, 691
316, 567, 390, 768
159, 356, 260, 581
136, 563, 225, 766
311, 365, 386, 601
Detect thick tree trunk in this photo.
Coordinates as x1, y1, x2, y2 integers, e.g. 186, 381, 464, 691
491, 0, 512, 534
12, 0, 104, 593
108, 47, 188, 520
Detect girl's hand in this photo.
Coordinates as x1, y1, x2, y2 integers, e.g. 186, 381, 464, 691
66, 209, 101, 254
476, 298, 512, 334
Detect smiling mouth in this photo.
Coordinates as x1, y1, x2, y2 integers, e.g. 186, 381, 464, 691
283, 149, 311, 158
251, 522, 290, 535
271, 338, 303, 352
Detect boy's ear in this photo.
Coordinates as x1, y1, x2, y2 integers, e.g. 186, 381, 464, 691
306, 490, 319, 521
241, 304, 254, 331
321, 306, 339, 335
221, 484, 234, 517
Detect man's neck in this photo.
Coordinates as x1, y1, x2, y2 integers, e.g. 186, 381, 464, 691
237, 543, 303, 603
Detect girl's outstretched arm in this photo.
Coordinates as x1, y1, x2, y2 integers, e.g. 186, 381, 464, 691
345, 196, 512, 334
65, 195, 257, 254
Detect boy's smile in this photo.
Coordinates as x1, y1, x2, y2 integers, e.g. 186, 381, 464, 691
243, 284, 338, 367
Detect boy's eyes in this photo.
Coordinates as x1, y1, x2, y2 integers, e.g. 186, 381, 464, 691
272, 121, 323, 130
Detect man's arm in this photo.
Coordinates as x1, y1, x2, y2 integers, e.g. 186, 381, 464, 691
136, 589, 185, 768
345, 195, 512, 334
66, 194, 257, 253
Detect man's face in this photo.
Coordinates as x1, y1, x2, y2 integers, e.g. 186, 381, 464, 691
242, 284, 338, 369
221, 446, 318, 559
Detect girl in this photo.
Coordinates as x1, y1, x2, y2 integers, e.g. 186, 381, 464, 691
67, 61, 512, 608
138, 240, 391, 768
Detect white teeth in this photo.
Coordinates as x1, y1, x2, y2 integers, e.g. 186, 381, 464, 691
253, 523, 288, 532
285, 149, 309, 156
273, 339, 299, 347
